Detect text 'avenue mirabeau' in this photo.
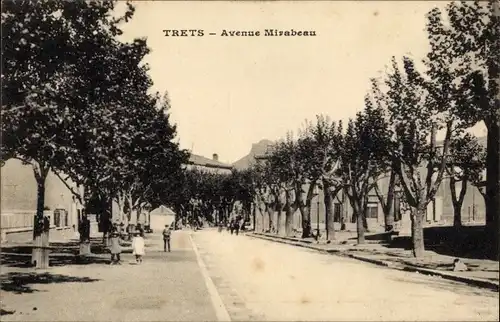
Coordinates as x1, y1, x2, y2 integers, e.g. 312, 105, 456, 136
162, 29, 317, 37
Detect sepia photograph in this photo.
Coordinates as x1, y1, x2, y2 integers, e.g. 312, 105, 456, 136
1, 0, 499, 321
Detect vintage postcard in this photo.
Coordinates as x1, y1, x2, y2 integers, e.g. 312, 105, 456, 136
1, 0, 499, 321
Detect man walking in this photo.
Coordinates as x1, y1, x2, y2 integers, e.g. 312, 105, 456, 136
162, 225, 171, 252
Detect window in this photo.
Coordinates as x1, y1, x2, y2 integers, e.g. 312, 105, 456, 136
334, 203, 342, 222
367, 203, 378, 219
54, 210, 61, 227
394, 195, 401, 221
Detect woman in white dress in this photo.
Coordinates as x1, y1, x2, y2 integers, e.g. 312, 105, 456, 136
132, 231, 145, 264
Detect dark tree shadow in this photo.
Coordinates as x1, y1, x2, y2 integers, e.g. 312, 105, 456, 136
357, 225, 498, 260
1, 253, 110, 269
1, 271, 100, 294
383, 226, 495, 260
0, 308, 16, 316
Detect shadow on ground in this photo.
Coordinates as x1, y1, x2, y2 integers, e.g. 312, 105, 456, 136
386, 226, 494, 260
389, 274, 499, 298
1, 308, 16, 316
1, 253, 110, 269
343, 225, 494, 260
0, 271, 100, 294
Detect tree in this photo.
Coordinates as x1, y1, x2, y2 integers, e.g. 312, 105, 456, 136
249, 161, 270, 232
366, 80, 400, 234
339, 103, 389, 245
425, 0, 499, 259
384, 57, 454, 258
268, 138, 298, 236
305, 115, 344, 241
1, 0, 139, 267
259, 150, 282, 234
295, 127, 324, 239
447, 133, 486, 228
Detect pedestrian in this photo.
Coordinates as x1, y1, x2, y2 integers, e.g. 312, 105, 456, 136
132, 231, 145, 264
218, 221, 223, 233
109, 227, 121, 265
162, 224, 171, 252
235, 219, 240, 236
230, 219, 235, 235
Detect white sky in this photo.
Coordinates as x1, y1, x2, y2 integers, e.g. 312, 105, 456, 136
119, 1, 487, 164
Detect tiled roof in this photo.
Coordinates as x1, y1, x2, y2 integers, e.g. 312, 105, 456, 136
188, 154, 233, 170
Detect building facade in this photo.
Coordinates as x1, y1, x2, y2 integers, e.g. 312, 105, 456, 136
1, 158, 83, 241
186, 153, 233, 174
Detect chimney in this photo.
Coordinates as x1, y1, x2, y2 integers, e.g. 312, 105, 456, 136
212, 153, 219, 161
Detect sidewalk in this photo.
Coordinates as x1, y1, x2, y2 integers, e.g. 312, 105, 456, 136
0, 231, 218, 321
250, 232, 499, 291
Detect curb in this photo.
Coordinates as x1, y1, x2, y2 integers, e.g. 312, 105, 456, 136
189, 233, 231, 321
248, 233, 499, 292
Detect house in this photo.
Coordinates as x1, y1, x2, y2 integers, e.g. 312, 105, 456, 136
149, 205, 176, 231
186, 153, 233, 174
1, 158, 83, 242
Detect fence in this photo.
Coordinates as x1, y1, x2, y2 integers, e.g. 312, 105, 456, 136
0, 210, 57, 230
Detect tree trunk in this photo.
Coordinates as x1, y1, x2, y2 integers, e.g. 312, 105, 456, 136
285, 207, 294, 237
411, 207, 426, 258
453, 207, 462, 228
276, 202, 282, 235
485, 116, 499, 260
385, 169, 397, 231
356, 206, 365, 245
266, 205, 274, 233
323, 180, 336, 241
256, 197, 265, 232
284, 190, 296, 237
362, 215, 368, 231
346, 188, 365, 244
32, 176, 50, 269
300, 206, 312, 238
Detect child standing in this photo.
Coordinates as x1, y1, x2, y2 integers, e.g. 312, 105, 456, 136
109, 228, 122, 265
162, 225, 171, 252
132, 231, 145, 264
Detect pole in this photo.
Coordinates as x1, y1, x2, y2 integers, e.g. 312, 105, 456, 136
316, 195, 320, 240
252, 202, 256, 231
472, 189, 475, 222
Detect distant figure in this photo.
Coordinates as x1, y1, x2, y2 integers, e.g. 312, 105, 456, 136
162, 225, 171, 252
218, 221, 223, 233
230, 219, 235, 235
109, 228, 121, 265
235, 220, 240, 236
132, 231, 145, 264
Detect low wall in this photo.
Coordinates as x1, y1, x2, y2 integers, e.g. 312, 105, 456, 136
1, 223, 99, 244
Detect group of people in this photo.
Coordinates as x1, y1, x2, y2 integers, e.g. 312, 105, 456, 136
108, 224, 173, 265
217, 218, 243, 235
108, 226, 146, 265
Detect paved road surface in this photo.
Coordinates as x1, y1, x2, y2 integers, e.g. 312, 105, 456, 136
192, 229, 499, 321
2, 229, 498, 321
1, 231, 217, 321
